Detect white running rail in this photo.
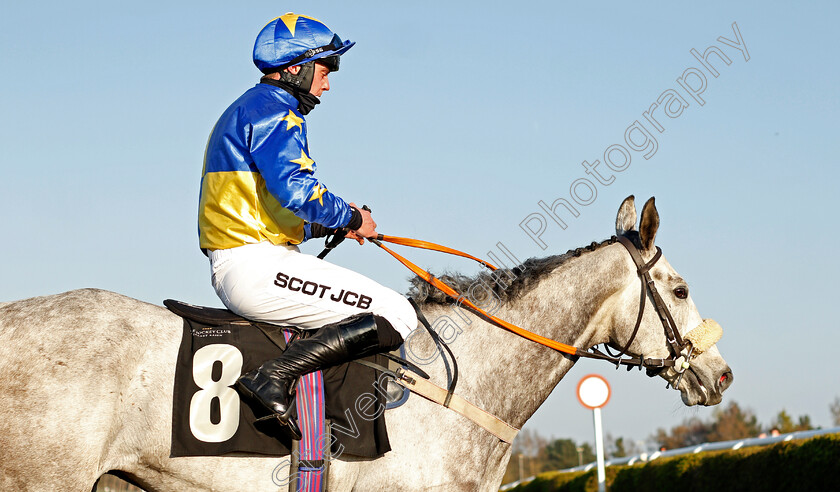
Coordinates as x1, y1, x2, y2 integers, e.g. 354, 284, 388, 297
500, 426, 840, 491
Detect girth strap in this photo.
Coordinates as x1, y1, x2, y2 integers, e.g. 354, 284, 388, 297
393, 368, 519, 443
352, 357, 519, 443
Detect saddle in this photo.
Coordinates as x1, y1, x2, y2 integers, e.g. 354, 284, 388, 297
165, 299, 297, 349
165, 299, 407, 461
165, 299, 275, 326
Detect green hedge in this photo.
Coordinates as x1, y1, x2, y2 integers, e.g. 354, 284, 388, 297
505, 434, 840, 492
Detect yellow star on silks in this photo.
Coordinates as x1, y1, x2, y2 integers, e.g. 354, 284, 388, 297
308, 184, 327, 206
280, 110, 304, 132
290, 149, 315, 172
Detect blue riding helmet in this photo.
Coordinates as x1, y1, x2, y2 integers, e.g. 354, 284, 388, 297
253, 13, 355, 73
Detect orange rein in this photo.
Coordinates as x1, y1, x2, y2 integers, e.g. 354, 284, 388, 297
369, 235, 579, 356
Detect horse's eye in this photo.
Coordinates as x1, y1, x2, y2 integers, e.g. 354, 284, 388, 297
674, 287, 689, 299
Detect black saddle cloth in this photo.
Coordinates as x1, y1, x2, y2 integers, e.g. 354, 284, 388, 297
165, 300, 393, 458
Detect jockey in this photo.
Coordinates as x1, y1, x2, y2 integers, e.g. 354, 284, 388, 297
198, 13, 417, 437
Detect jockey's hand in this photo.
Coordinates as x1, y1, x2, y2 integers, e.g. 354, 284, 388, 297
346, 202, 376, 245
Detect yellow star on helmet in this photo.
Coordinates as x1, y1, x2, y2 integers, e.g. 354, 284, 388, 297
280, 110, 304, 132
308, 184, 327, 206
290, 149, 315, 172
278, 13, 322, 37
279, 14, 301, 36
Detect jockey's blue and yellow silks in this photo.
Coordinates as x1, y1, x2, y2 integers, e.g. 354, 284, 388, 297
253, 13, 354, 73
198, 83, 354, 251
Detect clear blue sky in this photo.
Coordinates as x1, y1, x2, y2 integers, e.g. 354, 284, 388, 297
2, 1, 838, 449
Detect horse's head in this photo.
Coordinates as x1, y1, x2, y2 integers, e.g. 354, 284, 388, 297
607, 195, 733, 406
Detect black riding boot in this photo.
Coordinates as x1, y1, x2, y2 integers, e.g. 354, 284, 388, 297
235, 313, 403, 439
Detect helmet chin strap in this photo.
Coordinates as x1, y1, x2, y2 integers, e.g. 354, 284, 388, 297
279, 61, 317, 92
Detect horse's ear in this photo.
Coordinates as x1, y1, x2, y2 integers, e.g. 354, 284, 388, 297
639, 197, 659, 251
616, 195, 637, 236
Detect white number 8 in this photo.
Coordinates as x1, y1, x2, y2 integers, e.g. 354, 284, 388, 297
189, 344, 243, 442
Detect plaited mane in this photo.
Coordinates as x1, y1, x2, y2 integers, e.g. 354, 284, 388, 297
409, 236, 625, 306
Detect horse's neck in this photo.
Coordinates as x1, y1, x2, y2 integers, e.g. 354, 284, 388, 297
422, 243, 629, 429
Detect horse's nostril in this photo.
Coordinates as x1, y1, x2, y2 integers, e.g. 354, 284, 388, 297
718, 370, 733, 392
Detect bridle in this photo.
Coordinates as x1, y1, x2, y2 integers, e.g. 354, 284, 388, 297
367, 233, 698, 389
597, 235, 695, 388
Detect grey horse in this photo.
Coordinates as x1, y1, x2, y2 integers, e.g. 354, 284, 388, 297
0, 196, 732, 491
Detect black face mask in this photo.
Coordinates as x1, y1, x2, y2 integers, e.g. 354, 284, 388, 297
259, 77, 321, 115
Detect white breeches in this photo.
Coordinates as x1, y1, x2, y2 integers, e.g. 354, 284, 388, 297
209, 241, 417, 338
